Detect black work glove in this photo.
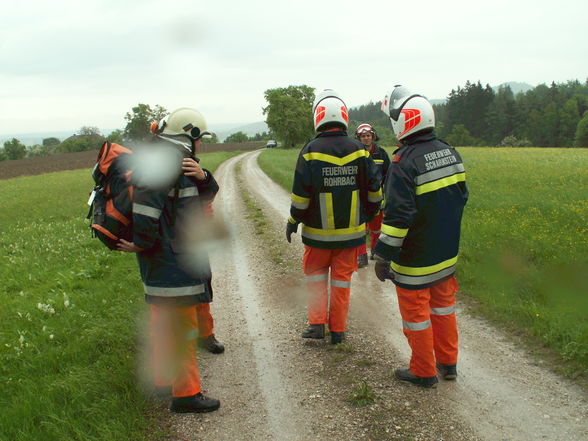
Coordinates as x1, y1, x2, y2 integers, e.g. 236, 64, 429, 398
286, 219, 299, 243
374, 256, 393, 282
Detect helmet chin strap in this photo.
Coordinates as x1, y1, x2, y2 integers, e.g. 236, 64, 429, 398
156, 134, 193, 155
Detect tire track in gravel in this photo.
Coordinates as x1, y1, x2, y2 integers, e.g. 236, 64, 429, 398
240, 149, 588, 441
168, 152, 312, 441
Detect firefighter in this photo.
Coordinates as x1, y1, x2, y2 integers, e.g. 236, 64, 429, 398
117, 107, 221, 412
286, 90, 382, 344
355, 123, 391, 267
373, 86, 468, 388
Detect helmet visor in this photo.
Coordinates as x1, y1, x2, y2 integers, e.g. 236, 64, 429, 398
388, 86, 422, 121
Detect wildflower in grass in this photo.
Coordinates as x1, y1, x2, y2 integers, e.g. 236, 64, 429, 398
37, 303, 55, 314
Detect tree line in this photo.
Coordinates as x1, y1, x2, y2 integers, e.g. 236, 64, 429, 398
0, 103, 269, 162
347, 79, 588, 147
3, 79, 587, 161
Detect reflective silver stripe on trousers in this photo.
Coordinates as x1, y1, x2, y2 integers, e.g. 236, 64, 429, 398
305, 273, 329, 282
144, 284, 205, 296
393, 265, 456, 286
302, 230, 366, 242
291, 200, 309, 210
402, 319, 431, 331
430, 305, 456, 315
371, 230, 381, 234
415, 163, 465, 185
133, 203, 162, 219
331, 279, 351, 288
378, 233, 404, 247
319, 193, 330, 229
168, 187, 199, 198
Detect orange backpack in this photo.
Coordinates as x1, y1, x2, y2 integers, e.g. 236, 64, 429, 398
87, 141, 134, 250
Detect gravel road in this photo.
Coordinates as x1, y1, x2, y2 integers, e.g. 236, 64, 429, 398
163, 150, 587, 441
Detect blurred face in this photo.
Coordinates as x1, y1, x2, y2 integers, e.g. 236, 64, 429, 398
359, 132, 373, 147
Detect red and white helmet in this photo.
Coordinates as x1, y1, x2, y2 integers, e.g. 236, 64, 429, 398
312, 89, 349, 131
381, 85, 435, 140
355, 123, 377, 140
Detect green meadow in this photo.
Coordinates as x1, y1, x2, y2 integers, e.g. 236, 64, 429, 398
0, 151, 239, 441
258, 147, 588, 376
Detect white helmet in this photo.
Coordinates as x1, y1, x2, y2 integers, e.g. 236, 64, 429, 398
152, 107, 211, 142
312, 89, 349, 131
355, 123, 377, 140
381, 85, 435, 140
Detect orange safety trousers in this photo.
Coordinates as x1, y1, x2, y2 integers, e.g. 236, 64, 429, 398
303, 245, 359, 333
150, 304, 201, 398
358, 211, 384, 255
195, 302, 214, 339
396, 277, 459, 377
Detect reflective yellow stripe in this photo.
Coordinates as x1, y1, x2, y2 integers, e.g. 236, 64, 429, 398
303, 149, 369, 166
381, 224, 408, 238
291, 193, 310, 204
325, 193, 335, 229
303, 224, 366, 236
415, 172, 466, 196
368, 188, 382, 202
374, 159, 384, 163
391, 256, 458, 276
349, 190, 358, 227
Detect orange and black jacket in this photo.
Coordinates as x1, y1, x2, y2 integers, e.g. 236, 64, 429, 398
374, 131, 468, 289
132, 145, 219, 306
289, 130, 382, 249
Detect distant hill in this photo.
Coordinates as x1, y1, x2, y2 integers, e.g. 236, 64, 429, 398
492, 81, 533, 95
214, 121, 268, 142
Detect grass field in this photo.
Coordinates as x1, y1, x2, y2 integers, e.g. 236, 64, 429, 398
0, 151, 241, 441
258, 147, 588, 376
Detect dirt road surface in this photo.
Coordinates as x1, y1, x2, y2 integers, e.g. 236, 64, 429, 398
163, 150, 587, 441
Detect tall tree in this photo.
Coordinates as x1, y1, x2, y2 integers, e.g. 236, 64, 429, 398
3, 138, 27, 160
79, 126, 102, 136
263, 85, 315, 148
42, 137, 61, 147
124, 103, 167, 143
558, 98, 580, 147
574, 111, 588, 147
224, 131, 249, 143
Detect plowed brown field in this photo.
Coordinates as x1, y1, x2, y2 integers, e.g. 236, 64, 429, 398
0, 142, 263, 180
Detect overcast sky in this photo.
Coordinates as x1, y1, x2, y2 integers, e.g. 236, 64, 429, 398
1, 0, 587, 135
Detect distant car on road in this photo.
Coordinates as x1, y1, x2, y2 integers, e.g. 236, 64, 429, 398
266, 140, 277, 148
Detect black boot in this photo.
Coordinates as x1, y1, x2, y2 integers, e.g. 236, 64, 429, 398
301, 324, 325, 339
436, 362, 457, 380
170, 393, 220, 413
358, 253, 369, 268
330, 331, 345, 345
198, 334, 225, 354
394, 368, 438, 388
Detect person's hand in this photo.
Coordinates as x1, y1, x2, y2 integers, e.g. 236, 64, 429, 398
182, 157, 206, 181
117, 239, 144, 253
374, 256, 393, 282
286, 220, 299, 243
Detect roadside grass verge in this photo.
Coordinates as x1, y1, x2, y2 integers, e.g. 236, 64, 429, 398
0, 151, 240, 441
258, 147, 588, 378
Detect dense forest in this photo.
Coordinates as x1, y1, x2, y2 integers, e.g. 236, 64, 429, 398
349, 79, 588, 147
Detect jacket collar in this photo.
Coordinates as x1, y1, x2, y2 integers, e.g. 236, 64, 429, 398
401, 130, 436, 146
